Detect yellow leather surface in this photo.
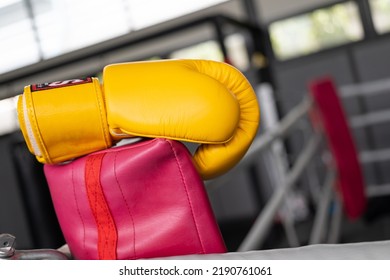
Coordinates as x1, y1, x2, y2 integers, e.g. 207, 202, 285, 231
17, 78, 112, 164
17, 60, 259, 180
103, 60, 240, 143
187, 60, 259, 179
104, 60, 259, 179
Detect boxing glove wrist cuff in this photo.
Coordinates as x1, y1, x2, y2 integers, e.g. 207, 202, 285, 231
17, 78, 112, 164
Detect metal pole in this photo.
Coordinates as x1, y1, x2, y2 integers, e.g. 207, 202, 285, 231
366, 184, 390, 197
360, 148, 390, 164
350, 109, 390, 128
309, 169, 336, 244
258, 83, 300, 247
341, 78, 390, 99
0, 96, 19, 136
243, 97, 311, 165
238, 132, 322, 252
206, 97, 311, 190
327, 193, 343, 244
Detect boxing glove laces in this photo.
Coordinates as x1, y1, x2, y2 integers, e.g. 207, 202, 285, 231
17, 59, 260, 179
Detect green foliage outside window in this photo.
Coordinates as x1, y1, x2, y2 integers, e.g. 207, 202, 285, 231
370, 0, 390, 34
269, 2, 363, 60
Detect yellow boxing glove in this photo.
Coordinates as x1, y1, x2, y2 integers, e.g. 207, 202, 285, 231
17, 59, 260, 180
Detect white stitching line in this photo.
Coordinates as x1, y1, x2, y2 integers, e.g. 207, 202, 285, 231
22, 93, 42, 157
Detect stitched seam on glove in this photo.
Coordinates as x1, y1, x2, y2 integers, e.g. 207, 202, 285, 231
166, 139, 205, 254
92, 78, 111, 148
113, 151, 137, 259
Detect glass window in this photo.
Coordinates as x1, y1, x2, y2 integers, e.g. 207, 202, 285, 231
269, 1, 364, 60
0, 0, 228, 74
169, 40, 224, 61
225, 33, 250, 71
124, 0, 227, 30
370, 0, 390, 34
32, 0, 132, 59
169, 33, 250, 71
31, 0, 228, 58
0, 0, 40, 73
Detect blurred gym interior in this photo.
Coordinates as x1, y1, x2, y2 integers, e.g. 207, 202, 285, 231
1, 0, 390, 256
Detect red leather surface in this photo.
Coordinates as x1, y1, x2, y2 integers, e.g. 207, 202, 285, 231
85, 153, 117, 260
44, 138, 226, 259
309, 78, 366, 219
